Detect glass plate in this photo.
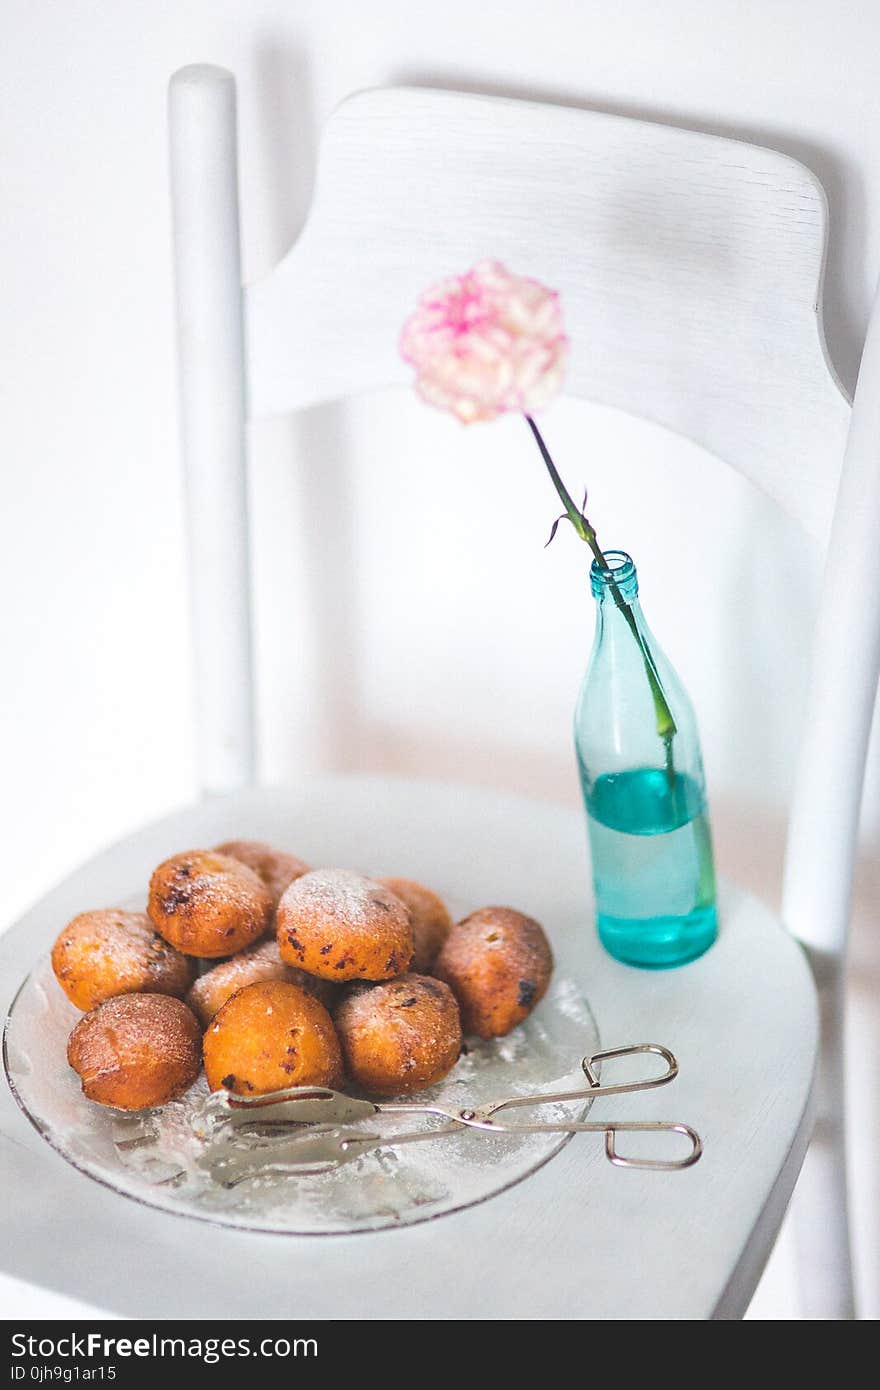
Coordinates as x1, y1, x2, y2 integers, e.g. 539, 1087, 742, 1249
4, 953, 599, 1235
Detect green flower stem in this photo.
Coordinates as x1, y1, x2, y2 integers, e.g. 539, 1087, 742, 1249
525, 415, 677, 768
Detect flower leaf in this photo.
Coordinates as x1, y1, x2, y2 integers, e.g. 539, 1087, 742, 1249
544, 512, 568, 548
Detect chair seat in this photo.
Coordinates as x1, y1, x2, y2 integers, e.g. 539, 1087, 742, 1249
0, 774, 817, 1320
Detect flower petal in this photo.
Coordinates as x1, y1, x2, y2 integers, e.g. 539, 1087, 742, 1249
400, 262, 567, 423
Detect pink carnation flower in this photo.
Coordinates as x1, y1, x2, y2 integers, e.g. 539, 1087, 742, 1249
399, 261, 568, 423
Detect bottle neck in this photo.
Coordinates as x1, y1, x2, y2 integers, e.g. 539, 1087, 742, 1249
590, 551, 640, 617
590, 551, 655, 665
584, 549, 681, 765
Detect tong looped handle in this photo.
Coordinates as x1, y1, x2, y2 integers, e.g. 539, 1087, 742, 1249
604, 1121, 702, 1171
582, 1042, 679, 1093
449, 1042, 699, 1170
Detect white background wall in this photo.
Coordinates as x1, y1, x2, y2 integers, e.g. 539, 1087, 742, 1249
1, 0, 878, 1318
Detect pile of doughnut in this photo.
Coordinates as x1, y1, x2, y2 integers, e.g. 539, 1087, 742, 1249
51, 840, 554, 1112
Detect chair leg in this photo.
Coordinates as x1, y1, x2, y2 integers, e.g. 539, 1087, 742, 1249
793, 951, 856, 1319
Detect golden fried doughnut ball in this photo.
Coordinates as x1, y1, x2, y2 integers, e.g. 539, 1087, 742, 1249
214, 839, 311, 908
51, 909, 194, 1012
148, 850, 273, 958
335, 974, 461, 1097
67, 993, 202, 1110
433, 907, 553, 1039
186, 937, 336, 1027
276, 869, 413, 982
203, 979, 344, 1096
377, 877, 452, 972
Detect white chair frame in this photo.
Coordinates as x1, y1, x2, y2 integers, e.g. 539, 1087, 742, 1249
175, 67, 878, 1316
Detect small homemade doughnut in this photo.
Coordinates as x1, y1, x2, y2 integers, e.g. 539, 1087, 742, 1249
433, 907, 553, 1039
214, 839, 311, 908
377, 877, 452, 972
203, 979, 344, 1096
51, 909, 194, 1011
186, 937, 336, 1027
148, 850, 273, 958
276, 869, 413, 982
335, 974, 461, 1097
67, 993, 202, 1110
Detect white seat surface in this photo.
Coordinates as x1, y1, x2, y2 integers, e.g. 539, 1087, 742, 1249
0, 776, 817, 1320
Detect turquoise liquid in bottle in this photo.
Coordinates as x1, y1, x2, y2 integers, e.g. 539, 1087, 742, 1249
574, 553, 718, 969
582, 767, 717, 967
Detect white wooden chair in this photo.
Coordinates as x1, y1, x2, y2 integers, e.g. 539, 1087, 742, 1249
2, 65, 877, 1319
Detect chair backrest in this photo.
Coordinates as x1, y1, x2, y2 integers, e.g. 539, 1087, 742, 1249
167, 65, 880, 963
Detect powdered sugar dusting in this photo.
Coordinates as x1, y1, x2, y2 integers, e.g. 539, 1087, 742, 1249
279, 868, 404, 929
150, 852, 272, 920
68, 993, 200, 1078
52, 910, 192, 1001
186, 939, 333, 1025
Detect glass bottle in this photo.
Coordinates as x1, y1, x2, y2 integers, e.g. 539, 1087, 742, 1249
574, 551, 718, 968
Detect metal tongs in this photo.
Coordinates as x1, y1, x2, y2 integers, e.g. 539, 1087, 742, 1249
193, 1043, 702, 1186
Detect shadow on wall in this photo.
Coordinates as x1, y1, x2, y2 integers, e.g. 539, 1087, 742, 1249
251, 40, 320, 269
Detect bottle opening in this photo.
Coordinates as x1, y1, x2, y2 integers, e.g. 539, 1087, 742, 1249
590, 550, 638, 600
